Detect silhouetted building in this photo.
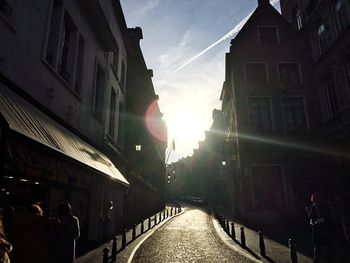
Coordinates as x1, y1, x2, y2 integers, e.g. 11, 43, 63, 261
125, 27, 167, 224
221, 0, 323, 224
280, 0, 350, 227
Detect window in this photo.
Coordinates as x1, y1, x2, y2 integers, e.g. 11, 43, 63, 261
335, 0, 348, 33
293, 6, 303, 31
278, 63, 301, 83
251, 166, 285, 210
282, 97, 307, 131
121, 60, 126, 88
94, 64, 105, 118
258, 27, 278, 44
318, 76, 339, 120
75, 35, 84, 95
117, 103, 125, 148
316, 22, 328, 55
245, 63, 267, 83
46, 0, 63, 66
58, 13, 77, 82
112, 46, 119, 74
248, 97, 273, 132
109, 88, 117, 137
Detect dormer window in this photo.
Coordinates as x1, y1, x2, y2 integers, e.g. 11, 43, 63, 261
335, 0, 348, 33
316, 22, 328, 55
293, 6, 303, 31
258, 26, 279, 44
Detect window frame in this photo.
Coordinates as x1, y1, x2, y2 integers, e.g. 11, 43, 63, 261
257, 26, 280, 44
244, 62, 269, 84
247, 96, 274, 132
281, 96, 309, 132
334, 0, 349, 34
277, 62, 302, 84
93, 62, 106, 120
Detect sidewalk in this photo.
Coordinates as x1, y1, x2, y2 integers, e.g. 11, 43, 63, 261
211, 212, 313, 263
77, 206, 183, 263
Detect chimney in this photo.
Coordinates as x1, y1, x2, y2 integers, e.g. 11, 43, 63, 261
258, 0, 270, 6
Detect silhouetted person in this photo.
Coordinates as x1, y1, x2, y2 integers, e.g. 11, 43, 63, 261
306, 193, 335, 263
10, 204, 59, 263
51, 202, 80, 263
0, 217, 12, 263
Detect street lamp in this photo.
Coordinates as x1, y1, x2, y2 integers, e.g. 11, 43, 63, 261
135, 144, 142, 151
221, 161, 227, 166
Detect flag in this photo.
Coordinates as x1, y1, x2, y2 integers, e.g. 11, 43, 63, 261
172, 139, 176, 151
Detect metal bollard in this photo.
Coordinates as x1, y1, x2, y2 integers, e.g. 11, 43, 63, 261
154, 214, 157, 225
159, 212, 162, 222
148, 217, 151, 230
141, 220, 144, 234
179, 206, 182, 213
111, 236, 117, 262
225, 220, 229, 233
259, 231, 266, 257
122, 229, 126, 249
240, 226, 246, 248
163, 210, 166, 219
166, 209, 169, 218
132, 224, 136, 240
231, 222, 235, 239
103, 247, 109, 263
171, 207, 173, 216
288, 239, 298, 263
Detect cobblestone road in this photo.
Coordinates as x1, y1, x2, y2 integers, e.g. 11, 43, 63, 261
132, 207, 256, 263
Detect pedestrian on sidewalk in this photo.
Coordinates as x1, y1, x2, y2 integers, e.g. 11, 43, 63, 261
306, 192, 335, 263
0, 217, 12, 263
51, 202, 80, 263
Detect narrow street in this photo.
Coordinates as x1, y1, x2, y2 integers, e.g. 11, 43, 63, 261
131, 207, 255, 263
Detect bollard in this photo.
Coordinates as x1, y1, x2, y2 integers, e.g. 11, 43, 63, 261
225, 220, 229, 233
148, 217, 151, 230
288, 239, 298, 263
231, 222, 235, 240
167, 209, 169, 218
132, 224, 136, 240
154, 214, 157, 225
259, 231, 266, 257
111, 236, 117, 262
240, 226, 246, 248
163, 210, 166, 219
171, 207, 173, 216
141, 220, 144, 234
179, 206, 182, 213
122, 229, 126, 249
102, 247, 109, 263
159, 212, 162, 222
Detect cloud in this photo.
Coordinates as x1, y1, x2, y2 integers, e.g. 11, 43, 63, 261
171, 0, 280, 75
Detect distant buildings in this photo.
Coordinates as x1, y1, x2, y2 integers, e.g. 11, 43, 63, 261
0, 0, 166, 244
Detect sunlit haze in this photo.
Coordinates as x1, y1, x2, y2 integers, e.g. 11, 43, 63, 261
120, 0, 280, 163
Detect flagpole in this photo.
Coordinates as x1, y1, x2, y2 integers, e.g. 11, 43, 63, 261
165, 137, 175, 164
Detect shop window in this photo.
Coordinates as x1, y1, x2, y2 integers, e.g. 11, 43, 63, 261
248, 97, 273, 132
245, 63, 268, 84
258, 26, 279, 44
282, 97, 307, 131
94, 64, 105, 119
278, 63, 301, 83
335, 0, 349, 33
108, 88, 117, 137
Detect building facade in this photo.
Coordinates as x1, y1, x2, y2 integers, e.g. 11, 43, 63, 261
0, 0, 165, 244
280, 0, 350, 231
221, 0, 323, 224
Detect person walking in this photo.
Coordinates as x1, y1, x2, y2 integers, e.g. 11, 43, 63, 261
306, 192, 335, 263
0, 218, 12, 263
51, 202, 80, 263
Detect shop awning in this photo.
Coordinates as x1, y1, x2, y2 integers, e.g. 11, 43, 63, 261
0, 84, 129, 186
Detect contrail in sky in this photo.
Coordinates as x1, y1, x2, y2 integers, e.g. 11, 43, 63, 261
171, 0, 280, 75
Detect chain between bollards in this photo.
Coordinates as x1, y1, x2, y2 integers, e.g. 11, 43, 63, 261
102, 247, 109, 263
240, 226, 246, 248
258, 231, 266, 257
288, 239, 298, 263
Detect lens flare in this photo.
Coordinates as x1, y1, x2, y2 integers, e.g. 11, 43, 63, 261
145, 100, 167, 142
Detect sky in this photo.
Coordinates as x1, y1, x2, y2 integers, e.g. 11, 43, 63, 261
120, 0, 280, 163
